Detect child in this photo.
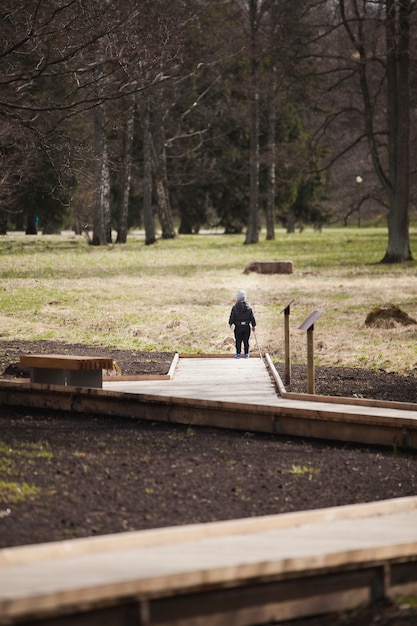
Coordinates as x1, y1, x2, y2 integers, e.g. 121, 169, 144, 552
229, 290, 256, 358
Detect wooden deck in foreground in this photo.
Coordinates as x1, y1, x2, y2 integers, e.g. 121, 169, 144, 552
1, 496, 417, 625
1, 356, 417, 624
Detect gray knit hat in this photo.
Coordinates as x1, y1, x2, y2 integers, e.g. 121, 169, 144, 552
236, 290, 246, 301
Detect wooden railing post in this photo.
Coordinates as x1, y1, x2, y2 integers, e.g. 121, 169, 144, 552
281, 300, 294, 385
307, 325, 315, 394
298, 311, 323, 395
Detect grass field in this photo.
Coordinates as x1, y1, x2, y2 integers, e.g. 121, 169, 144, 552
1, 227, 417, 375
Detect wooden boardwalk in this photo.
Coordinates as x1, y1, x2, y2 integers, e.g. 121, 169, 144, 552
1, 496, 417, 625
1, 354, 416, 448
101, 355, 417, 446
102, 355, 417, 418
104, 355, 282, 405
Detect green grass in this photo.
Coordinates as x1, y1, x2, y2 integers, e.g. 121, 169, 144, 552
395, 595, 417, 608
0, 441, 53, 504
285, 465, 320, 477
0, 441, 53, 462
1, 228, 417, 373
0, 481, 38, 503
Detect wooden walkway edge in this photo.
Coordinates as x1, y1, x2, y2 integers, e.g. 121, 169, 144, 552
1, 496, 417, 625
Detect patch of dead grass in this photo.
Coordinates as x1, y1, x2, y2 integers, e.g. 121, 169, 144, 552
1, 232, 417, 376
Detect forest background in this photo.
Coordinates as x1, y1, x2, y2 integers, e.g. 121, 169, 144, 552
1, 0, 417, 264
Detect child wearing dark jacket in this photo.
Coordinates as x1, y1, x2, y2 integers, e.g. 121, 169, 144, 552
229, 290, 256, 359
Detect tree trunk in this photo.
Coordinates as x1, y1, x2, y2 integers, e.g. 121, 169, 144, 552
116, 93, 136, 244
340, 0, 413, 262
25, 214, 38, 235
287, 205, 296, 233
92, 101, 111, 246
0, 211, 7, 235
151, 105, 175, 239
265, 68, 276, 241
143, 97, 156, 246
245, 90, 259, 244
381, 0, 413, 262
245, 1, 260, 245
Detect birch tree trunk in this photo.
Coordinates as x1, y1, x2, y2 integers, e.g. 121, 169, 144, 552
92, 100, 111, 246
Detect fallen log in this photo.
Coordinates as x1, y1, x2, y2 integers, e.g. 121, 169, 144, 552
244, 260, 294, 274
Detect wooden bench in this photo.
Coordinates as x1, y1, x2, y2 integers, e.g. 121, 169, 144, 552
20, 355, 114, 389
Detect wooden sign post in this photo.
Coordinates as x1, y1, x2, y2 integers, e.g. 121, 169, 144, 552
298, 311, 323, 395
280, 300, 294, 385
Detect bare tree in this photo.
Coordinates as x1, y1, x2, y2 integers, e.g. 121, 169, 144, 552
244, 0, 262, 244
265, 68, 277, 240
230, 0, 322, 242
142, 96, 156, 245
116, 93, 136, 244
92, 97, 111, 246
315, 0, 416, 262
0, 0, 190, 240
382, 0, 414, 261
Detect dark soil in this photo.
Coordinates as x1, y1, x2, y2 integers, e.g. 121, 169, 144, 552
1, 340, 417, 625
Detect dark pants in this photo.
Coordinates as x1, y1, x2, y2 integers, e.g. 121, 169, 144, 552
235, 325, 251, 355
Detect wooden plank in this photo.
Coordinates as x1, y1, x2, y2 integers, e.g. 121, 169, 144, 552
266, 354, 417, 412
20, 354, 113, 371
178, 353, 257, 358
0, 378, 416, 449
1, 498, 417, 624
103, 374, 171, 382
2, 497, 416, 567
102, 353, 179, 382
104, 357, 280, 406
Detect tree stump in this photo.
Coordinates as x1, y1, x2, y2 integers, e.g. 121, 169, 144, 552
243, 260, 294, 275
